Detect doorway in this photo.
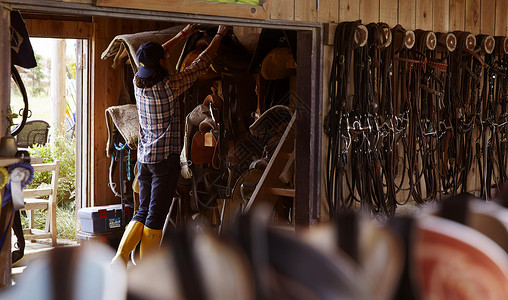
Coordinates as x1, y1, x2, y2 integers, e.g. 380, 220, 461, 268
10, 37, 88, 241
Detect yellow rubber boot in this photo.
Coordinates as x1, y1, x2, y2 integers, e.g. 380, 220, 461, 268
111, 221, 144, 266
139, 226, 163, 260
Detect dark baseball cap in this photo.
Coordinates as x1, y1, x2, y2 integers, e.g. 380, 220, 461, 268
136, 41, 164, 79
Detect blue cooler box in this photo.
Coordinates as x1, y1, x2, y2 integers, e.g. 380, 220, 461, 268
78, 204, 133, 233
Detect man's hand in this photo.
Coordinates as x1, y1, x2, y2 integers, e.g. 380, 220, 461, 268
182, 24, 198, 37
217, 25, 232, 37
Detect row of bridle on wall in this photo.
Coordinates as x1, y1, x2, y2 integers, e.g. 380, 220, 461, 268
324, 20, 508, 218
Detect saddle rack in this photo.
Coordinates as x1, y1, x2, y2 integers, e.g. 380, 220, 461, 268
244, 111, 296, 219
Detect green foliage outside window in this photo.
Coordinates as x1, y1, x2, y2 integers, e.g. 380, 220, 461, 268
27, 133, 76, 206
21, 132, 77, 239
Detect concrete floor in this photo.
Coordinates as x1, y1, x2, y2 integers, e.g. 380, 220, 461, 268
11, 238, 79, 284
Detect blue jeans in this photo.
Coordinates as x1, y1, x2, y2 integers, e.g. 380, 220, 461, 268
132, 154, 180, 229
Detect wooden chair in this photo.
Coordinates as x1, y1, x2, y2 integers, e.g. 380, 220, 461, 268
21, 160, 59, 246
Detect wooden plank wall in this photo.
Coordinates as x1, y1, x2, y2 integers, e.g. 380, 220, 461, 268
265, 0, 508, 36
17, 0, 507, 208
24, 19, 93, 39
315, 0, 507, 216
90, 0, 506, 36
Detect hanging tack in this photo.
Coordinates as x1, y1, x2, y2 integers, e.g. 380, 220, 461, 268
415, 30, 437, 50
392, 25, 409, 50
378, 23, 392, 49
453, 31, 476, 51
446, 33, 457, 52
405, 30, 415, 49
477, 35, 495, 54
425, 31, 437, 50
392, 28, 405, 50
354, 24, 368, 47
496, 36, 508, 54
465, 33, 476, 51
436, 32, 457, 52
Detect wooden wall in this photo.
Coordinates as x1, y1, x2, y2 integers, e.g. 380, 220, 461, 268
15, 0, 508, 208
288, 0, 507, 36
94, 0, 508, 36
24, 19, 93, 39
315, 0, 507, 217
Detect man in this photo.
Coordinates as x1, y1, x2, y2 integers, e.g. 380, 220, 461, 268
112, 24, 230, 266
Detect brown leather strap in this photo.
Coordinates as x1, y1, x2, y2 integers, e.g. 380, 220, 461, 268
394, 56, 448, 72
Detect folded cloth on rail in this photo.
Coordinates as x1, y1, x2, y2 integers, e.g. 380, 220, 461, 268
105, 104, 139, 157
101, 25, 186, 75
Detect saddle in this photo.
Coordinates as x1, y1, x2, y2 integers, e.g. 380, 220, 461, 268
189, 92, 222, 166
129, 225, 255, 300
415, 214, 508, 300
191, 130, 218, 165
260, 47, 296, 80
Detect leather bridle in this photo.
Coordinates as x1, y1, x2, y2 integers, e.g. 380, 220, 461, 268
325, 22, 508, 218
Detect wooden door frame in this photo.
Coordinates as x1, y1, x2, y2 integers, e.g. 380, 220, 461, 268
97, 0, 273, 20
1, 0, 323, 227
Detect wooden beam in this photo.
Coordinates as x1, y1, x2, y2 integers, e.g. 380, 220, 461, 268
323, 23, 337, 45
24, 189, 54, 198
265, 187, 295, 197
24, 19, 93, 38
0, 6, 11, 289
0, 7, 9, 142
50, 39, 67, 136
21, 12, 92, 22
295, 29, 321, 228
96, 0, 270, 20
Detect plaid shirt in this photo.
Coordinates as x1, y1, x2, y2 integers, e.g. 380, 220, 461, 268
135, 53, 211, 164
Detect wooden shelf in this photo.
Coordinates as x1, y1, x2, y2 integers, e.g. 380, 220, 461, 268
0, 157, 22, 167
0, 156, 43, 167
265, 187, 295, 197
